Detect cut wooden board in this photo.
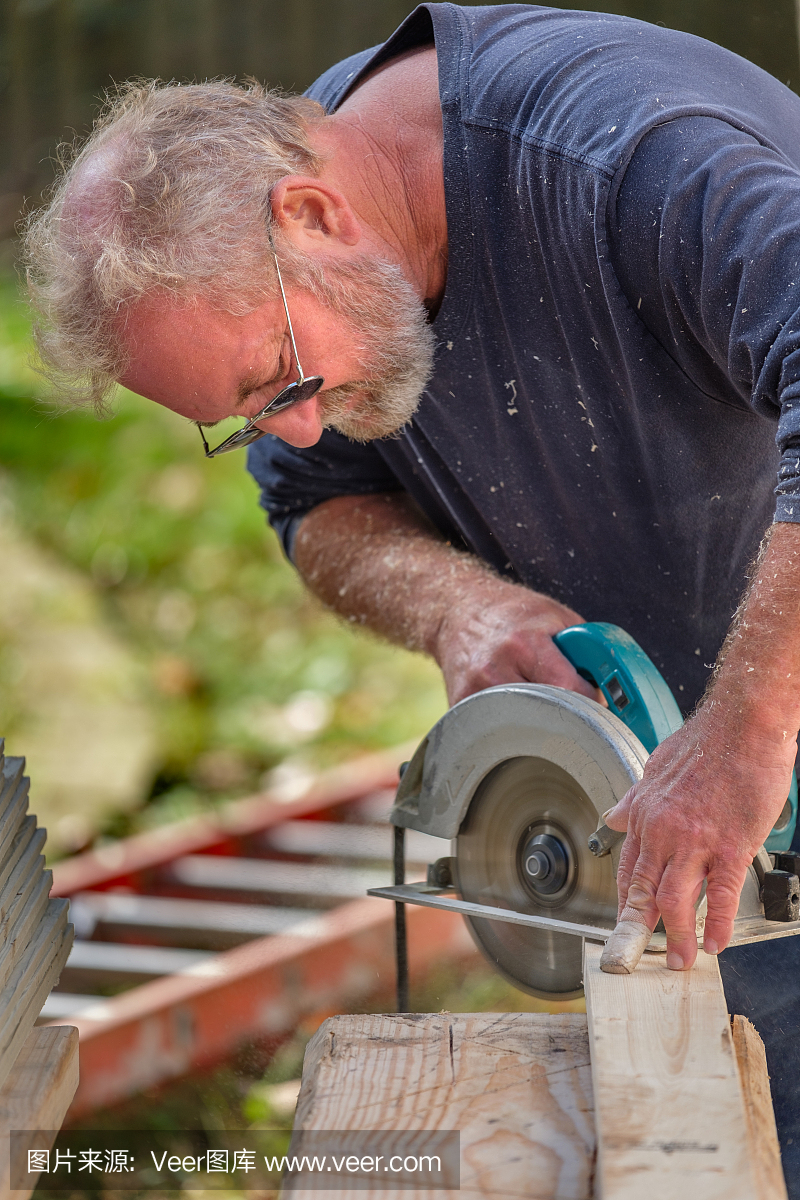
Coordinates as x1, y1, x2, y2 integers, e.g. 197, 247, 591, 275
292, 1012, 596, 1200
584, 942, 760, 1199
0, 902, 73, 1092
0, 1025, 79, 1200
0, 873, 52, 995
0, 776, 30, 878
731, 1015, 787, 1200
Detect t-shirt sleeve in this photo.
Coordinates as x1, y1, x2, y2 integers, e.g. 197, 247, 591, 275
609, 115, 800, 522
246, 430, 404, 559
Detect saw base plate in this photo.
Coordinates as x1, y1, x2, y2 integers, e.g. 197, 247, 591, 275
369, 882, 800, 953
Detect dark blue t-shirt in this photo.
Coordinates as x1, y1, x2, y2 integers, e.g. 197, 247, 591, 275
248, 3, 800, 710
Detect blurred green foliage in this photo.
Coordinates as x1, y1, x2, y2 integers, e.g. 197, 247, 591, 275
0, 271, 446, 837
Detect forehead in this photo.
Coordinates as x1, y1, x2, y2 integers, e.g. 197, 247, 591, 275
117, 292, 283, 418
122, 292, 267, 353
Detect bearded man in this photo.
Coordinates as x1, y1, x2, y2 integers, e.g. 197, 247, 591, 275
23, 1, 800, 1173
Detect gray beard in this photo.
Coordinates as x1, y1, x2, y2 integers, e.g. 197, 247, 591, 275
278, 244, 437, 443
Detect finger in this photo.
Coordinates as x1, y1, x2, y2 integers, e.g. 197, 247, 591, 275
519, 639, 600, 701
447, 665, 529, 705
614, 827, 640, 917
618, 857, 662, 933
603, 786, 635, 834
600, 919, 653, 975
701, 860, 751, 955
655, 859, 708, 970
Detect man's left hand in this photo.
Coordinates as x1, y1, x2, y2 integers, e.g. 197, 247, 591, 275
604, 708, 795, 968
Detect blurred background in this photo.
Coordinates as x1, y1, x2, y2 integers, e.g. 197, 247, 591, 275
1, 0, 798, 859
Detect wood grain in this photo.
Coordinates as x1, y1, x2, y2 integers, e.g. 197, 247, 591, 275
584, 942, 758, 1199
731, 1015, 787, 1200
0, 902, 72, 1092
293, 1011, 596, 1200
0, 1025, 79, 1200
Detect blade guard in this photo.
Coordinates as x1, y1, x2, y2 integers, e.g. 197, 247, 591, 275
554, 622, 798, 852
391, 682, 648, 840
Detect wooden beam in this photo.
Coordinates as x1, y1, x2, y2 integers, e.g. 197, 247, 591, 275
293, 1005, 786, 1199
0, 901, 72, 1092
294, 1012, 596, 1200
731, 1015, 787, 1200
584, 942, 760, 1199
0, 1026, 79, 1200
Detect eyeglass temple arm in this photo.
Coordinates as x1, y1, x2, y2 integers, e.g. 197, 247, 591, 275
268, 227, 306, 382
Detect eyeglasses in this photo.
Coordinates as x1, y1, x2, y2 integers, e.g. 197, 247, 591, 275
197, 233, 324, 458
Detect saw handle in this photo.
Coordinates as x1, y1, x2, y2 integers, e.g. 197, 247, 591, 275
554, 622, 682, 753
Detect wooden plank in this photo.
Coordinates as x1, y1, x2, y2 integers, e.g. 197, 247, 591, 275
0, 872, 51, 994
0, 904, 73, 1091
292, 1012, 596, 1200
0, 1026, 79, 1200
0, 779, 30, 878
0, 756, 26, 812
731, 1015, 787, 1200
584, 942, 758, 1199
0, 818, 41, 900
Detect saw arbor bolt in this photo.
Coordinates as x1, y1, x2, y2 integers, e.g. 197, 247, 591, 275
521, 832, 570, 896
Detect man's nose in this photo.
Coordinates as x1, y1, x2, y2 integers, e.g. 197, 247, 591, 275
256, 395, 323, 448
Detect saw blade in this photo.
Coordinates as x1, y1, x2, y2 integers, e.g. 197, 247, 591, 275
455, 755, 618, 999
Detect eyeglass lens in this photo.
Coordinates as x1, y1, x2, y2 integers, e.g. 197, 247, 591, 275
199, 373, 325, 457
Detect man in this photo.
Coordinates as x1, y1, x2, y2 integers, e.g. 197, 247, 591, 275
22, 1, 800, 1159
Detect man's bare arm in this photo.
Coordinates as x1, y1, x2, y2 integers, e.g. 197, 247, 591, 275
605, 521, 800, 969
293, 491, 598, 704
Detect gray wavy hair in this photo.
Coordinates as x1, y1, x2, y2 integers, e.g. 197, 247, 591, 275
22, 79, 325, 410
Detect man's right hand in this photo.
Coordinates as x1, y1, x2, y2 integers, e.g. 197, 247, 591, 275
433, 578, 600, 704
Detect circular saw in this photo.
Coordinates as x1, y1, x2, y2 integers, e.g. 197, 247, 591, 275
369, 623, 800, 1000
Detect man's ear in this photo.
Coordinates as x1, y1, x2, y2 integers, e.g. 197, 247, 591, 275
270, 177, 360, 250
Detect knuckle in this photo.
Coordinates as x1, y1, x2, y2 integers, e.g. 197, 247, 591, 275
655, 888, 685, 916
507, 630, 535, 659
705, 878, 745, 910
468, 663, 502, 690
626, 880, 657, 909
628, 860, 661, 892
709, 849, 749, 877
